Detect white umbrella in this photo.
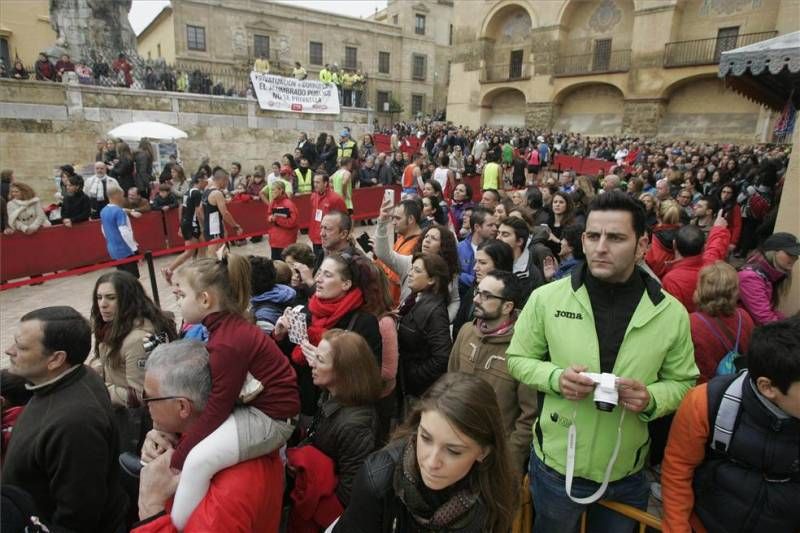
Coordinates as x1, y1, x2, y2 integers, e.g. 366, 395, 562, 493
107, 121, 188, 141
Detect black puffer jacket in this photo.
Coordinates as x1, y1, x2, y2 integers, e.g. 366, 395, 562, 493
310, 393, 378, 506
333, 440, 488, 533
398, 292, 452, 398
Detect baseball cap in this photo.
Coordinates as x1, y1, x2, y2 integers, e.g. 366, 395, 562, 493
340, 129, 349, 137
537, 136, 544, 142
279, 166, 292, 176
762, 232, 800, 256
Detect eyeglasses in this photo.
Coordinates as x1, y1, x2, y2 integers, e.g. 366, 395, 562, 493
142, 391, 190, 405
475, 290, 509, 302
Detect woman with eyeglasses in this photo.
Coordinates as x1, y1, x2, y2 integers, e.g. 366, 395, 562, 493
89, 271, 177, 452
291, 329, 382, 516
397, 253, 453, 405
333, 372, 517, 533
274, 252, 382, 414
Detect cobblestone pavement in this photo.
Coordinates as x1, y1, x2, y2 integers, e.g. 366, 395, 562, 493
0, 228, 379, 367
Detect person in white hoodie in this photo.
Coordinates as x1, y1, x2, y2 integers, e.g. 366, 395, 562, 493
4, 182, 50, 235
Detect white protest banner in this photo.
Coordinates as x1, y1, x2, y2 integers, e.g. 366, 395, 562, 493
250, 72, 340, 115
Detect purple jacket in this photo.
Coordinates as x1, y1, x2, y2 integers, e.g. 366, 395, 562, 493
738, 254, 787, 325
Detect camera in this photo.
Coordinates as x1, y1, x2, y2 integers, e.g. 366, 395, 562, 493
142, 332, 170, 353
583, 372, 619, 412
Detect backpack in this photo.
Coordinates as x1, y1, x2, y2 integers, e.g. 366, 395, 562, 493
696, 311, 743, 376
708, 371, 747, 453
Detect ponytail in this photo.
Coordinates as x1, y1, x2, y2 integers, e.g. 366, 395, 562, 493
179, 253, 252, 317
225, 253, 251, 315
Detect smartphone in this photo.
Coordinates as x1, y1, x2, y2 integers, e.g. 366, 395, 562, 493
383, 188, 395, 207
357, 232, 373, 254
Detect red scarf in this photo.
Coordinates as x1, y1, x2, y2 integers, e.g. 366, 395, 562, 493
291, 288, 364, 365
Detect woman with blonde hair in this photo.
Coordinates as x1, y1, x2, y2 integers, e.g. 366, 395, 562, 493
645, 198, 683, 278
5, 182, 50, 235
690, 261, 755, 383
334, 372, 518, 532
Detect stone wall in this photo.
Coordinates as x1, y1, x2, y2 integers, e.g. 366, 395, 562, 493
0, 80, 371, 196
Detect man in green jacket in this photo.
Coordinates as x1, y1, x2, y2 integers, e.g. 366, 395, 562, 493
507, 192, 698, 533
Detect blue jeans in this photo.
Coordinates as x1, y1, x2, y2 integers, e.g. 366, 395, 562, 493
529, 450, 649, 533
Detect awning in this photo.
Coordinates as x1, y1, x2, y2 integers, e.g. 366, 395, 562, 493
719, 31, 800, 111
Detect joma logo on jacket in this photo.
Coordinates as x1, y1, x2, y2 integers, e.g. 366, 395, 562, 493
553, 310, 583, 319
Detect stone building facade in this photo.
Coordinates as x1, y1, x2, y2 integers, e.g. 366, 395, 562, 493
0, 78, 370, 196
447, 0, 800, 142
0, 0, 57, 66
137, 0, 456, 122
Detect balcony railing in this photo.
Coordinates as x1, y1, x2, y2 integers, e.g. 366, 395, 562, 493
480, 62, 531, 83
663, 31, 777, 68
553, 49, 631, 77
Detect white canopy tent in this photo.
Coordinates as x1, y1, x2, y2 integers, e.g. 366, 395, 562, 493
107, 121, 188, 141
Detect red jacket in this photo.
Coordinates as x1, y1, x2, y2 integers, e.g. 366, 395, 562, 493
171, 312, 300, 469
267, 193, 299, 249
662, 226, 730, 312
725, 205, 742, 247
309, 188, 346, 245
689, 308, 754, 383
645, 223, 680, 279
133, 453, 284, 533
287, 445, 343, 533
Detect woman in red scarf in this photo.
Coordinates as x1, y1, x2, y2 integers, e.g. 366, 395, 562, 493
274, 252, 382, 414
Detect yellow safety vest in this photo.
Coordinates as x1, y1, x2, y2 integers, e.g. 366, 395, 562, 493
294, 168, 313, 194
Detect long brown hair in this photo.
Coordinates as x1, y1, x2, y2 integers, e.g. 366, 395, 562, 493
393, 372, 517, 532
361, 262, 394, 317
178, 254, 251, 316
91, 271, 177, 366
323, 329, 382, 406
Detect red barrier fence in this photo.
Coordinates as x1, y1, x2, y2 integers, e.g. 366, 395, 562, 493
1, 185, 399, 283
373, 133, 424, 156
553, 154, 615, 176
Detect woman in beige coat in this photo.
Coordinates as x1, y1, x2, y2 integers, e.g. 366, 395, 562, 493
4, 182, 50, 235
90, 271, 177, 450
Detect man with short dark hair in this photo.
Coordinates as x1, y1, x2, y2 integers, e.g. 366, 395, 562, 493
296, 132, 317, 167
457, 206, 498, 294
3, 306, 128, 532
692, 195, 719, 237
661, 316, 800, 533
449, 270, 538, 471
309, 172, 347, 262
480, 188, 500, 211
376, 198, 422, 304
662, 211, 730, 311
508, 192, 698, 533
498, 216, 543, 298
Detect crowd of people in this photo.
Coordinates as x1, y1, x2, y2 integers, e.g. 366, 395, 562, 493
1, 122, 798, 533
2, 51, 370, 106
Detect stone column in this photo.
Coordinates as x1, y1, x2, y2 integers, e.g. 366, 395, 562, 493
525, 102, 554, 130
775, 130, 799, 316
622, 99, 666, 137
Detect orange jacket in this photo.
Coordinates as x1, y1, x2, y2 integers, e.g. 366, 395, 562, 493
661, 385, 709, 533
377, 232, 420, 304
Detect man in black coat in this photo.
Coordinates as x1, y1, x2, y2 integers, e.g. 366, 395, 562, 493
2, 306, 128, 532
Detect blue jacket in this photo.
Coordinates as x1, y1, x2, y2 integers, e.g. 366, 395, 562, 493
457, 235, 476, 292
251, 284, 296, 326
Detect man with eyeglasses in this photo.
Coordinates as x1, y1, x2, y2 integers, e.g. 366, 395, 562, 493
3, 306, 128, 532
133, 340, 283, 532
448, 270, 537, 473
